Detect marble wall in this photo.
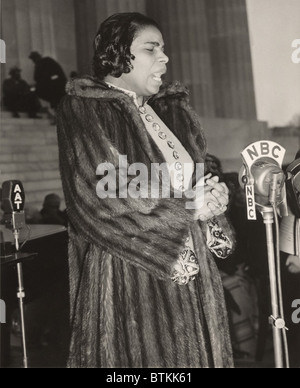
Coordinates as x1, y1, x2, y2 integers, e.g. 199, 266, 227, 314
1, 0, 77, 84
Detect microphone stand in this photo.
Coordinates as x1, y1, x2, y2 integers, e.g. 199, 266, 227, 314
258, 205, 287, 368
13, 228, 29, 369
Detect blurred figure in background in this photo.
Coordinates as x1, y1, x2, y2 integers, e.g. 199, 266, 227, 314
2, 66, 41, 118
29, 51, 67, 122
40, 193, 68, 227
25, 193, 67, 227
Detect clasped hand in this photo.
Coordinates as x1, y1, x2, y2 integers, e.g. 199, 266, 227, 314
191, 173, 229, 221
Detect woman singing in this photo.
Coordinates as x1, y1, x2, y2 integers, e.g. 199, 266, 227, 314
57, 12, 234, 368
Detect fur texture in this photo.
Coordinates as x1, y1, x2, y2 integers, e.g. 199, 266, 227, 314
57, 76, 234, 368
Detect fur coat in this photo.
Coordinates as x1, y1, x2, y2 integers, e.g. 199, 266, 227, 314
56, 76, 234, 368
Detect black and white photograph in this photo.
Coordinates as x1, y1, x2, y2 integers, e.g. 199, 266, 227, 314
0, 0, 299, 371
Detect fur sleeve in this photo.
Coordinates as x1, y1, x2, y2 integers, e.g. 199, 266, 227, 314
57, 95, 196, 280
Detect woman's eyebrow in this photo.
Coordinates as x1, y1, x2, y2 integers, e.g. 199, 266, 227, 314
144, 41, 164, 48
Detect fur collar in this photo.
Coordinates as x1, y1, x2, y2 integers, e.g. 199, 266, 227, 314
66, 75, 189, 103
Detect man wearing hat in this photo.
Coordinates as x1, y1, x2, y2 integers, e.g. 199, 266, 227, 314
2, 66, 41, 118
28, 52, 67, 111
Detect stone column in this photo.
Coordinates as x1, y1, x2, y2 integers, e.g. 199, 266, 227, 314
73, 0, 98, 75
146, 0, 216, 117
205, 0, 257, 119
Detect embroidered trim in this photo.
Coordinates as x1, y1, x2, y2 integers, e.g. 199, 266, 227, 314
207, 218, 233, 259
172, 247, 200, 285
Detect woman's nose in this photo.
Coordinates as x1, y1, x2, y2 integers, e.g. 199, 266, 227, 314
159, 51, 169, 64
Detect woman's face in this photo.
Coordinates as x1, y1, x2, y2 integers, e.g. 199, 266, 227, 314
117, 26, 169, 101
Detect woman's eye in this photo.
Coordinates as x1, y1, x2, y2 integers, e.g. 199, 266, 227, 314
146, 48, 154, 52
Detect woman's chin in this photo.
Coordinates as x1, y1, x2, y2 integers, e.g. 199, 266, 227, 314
145, 85, 161, 96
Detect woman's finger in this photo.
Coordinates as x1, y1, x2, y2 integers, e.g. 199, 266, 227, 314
194, 173, 212, 188
206, 178, 227, 193
220, 182, 229, 194
210, 189, 229, 206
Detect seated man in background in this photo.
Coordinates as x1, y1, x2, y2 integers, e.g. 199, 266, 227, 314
40, 193, 68, 227
2, 66, 41, 118
25, 193, 68, 227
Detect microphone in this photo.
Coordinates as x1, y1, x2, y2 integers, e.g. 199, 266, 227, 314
249, 157, 286, 206
240, 142, 291, 367
286, 157, 300, 218
1, 181, 29, 368
2, 180, 26, 232
239, 141, 287, 219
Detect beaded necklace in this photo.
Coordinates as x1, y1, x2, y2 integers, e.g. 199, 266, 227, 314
137, 104, 194, 193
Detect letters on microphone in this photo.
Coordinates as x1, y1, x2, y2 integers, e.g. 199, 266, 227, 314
245, 184, 256, 220
241, 141, 285, 169
2, 180, 26, 231
12, 184, 24, 211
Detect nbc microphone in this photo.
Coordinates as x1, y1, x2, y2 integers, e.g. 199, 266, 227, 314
239, 141, 288, 220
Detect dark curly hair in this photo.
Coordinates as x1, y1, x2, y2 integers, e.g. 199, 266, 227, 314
93, 13, 160, 80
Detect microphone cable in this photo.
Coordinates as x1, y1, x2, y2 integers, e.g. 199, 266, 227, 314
19, 224, 31, 251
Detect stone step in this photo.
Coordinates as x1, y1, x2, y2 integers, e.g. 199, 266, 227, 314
1, 129, 57, 141
0, 161, 60, 174
0, 146, 59, 163
0, 142, 59, 154
0, 135, 58, 146
0, 169, 60, 183
1, 123, 57, 132
1, 118, 54, 127
21, 178, 63, 193
0, 116, 65, 207
1, 111, 49, 119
